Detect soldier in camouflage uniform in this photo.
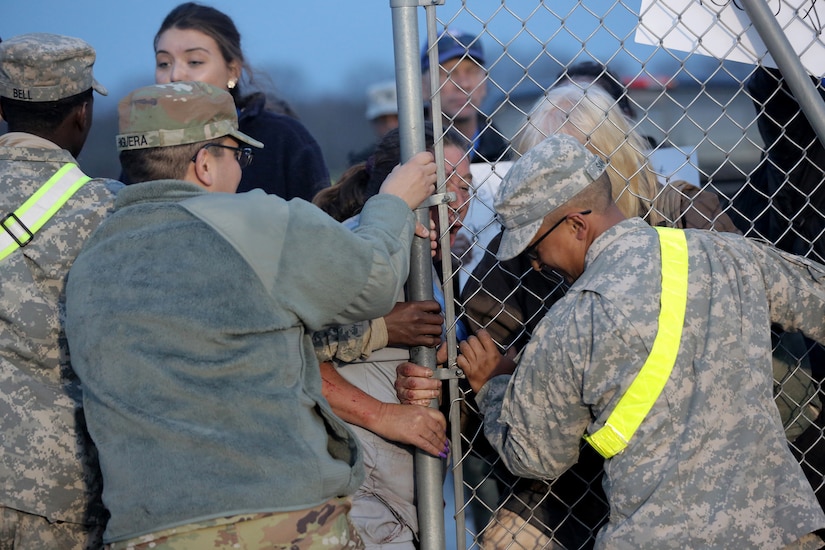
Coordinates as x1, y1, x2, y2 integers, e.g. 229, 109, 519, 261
450, 133, 825, 548
0, 33, 122, 549
64, 81, 437, 548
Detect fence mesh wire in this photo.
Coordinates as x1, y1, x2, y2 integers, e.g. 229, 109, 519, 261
412, 1, 825, 548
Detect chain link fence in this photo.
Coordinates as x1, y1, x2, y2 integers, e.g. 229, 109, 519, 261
399, 0, 825, 548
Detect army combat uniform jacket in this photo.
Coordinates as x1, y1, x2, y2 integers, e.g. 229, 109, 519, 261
477, 217, 825, 549
0, 133, 121, 525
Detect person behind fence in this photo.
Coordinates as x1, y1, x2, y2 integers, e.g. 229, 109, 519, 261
560, 60, 661, 151
561, 60, 637, 120
453, 65, 640, 537
152, 1, 330, 200
0, 32, 122, 549
451, 133, 825, 549
420, 26, 515, 530
737, 64, 825, 512
735, 66, 825, 263
520, 83, 736, 231
312, 124, 467, 548
421, 28, 510, 164
348, 80, 400, 166
63, 81, 437, 549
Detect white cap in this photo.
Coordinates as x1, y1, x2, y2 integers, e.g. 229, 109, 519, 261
365, 80, 398, 121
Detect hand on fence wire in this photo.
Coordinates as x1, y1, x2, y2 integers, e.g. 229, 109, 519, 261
385, 300, 443, 348
378, 151, 436, 210
456, 329, 517, 393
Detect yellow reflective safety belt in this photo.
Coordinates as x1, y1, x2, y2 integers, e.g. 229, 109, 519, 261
583, 226, 689, 459
0, 163, 91, 262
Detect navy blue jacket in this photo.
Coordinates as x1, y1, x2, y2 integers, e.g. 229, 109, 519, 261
237, 94, 330, 201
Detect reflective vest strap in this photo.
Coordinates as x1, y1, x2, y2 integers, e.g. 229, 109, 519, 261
0, 163, 91, 261
584, 226, 689, 459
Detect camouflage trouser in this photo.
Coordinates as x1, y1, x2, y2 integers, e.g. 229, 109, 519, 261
0, 506, 104, 550
107, 497, 364, 550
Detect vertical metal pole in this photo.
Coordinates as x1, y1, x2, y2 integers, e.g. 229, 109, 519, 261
421, 8, 468, 550
740, 0, 825, 145
389, 1, 446, 549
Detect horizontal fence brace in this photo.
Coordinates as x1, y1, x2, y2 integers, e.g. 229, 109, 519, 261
417, 192, 456, 209
432, 366, 465, 380
390, 0, 444, 6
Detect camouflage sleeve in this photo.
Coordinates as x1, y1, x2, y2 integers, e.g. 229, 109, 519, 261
756, 240, 825, 344
476, 289, 651, 481
311, 318, 389, 363
475, 309, 594, 480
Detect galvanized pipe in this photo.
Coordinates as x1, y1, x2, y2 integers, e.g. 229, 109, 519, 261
390, 1, 446, 549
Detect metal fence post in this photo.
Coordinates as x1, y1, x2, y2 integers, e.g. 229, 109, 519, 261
740, 0, 825, 147
389, 1, 446, 549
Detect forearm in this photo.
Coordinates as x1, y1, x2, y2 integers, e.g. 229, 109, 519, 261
762, 242, 825, 343
323, 360, 449, 455
320, 360, 384, 432
477, 375, 581, 480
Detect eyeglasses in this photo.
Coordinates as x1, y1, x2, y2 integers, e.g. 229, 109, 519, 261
523, 210, 592, 263
191, 143, 254, 168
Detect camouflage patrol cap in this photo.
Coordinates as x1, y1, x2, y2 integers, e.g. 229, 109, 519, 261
0, 33, 107, 102
494, 133, 606, 261
116, 81, 264, 151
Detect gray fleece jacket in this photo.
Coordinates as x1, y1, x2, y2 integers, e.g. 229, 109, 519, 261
65, 180, 416, 542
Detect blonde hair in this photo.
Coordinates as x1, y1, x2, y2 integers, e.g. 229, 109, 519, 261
513, 83, 664, 224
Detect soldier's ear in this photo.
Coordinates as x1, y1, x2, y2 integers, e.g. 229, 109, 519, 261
73, 101, 91, 134
190, 147, 217, 189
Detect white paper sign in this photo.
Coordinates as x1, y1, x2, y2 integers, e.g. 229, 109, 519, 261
635, 0, 825, 77
648, 145, 700, 186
